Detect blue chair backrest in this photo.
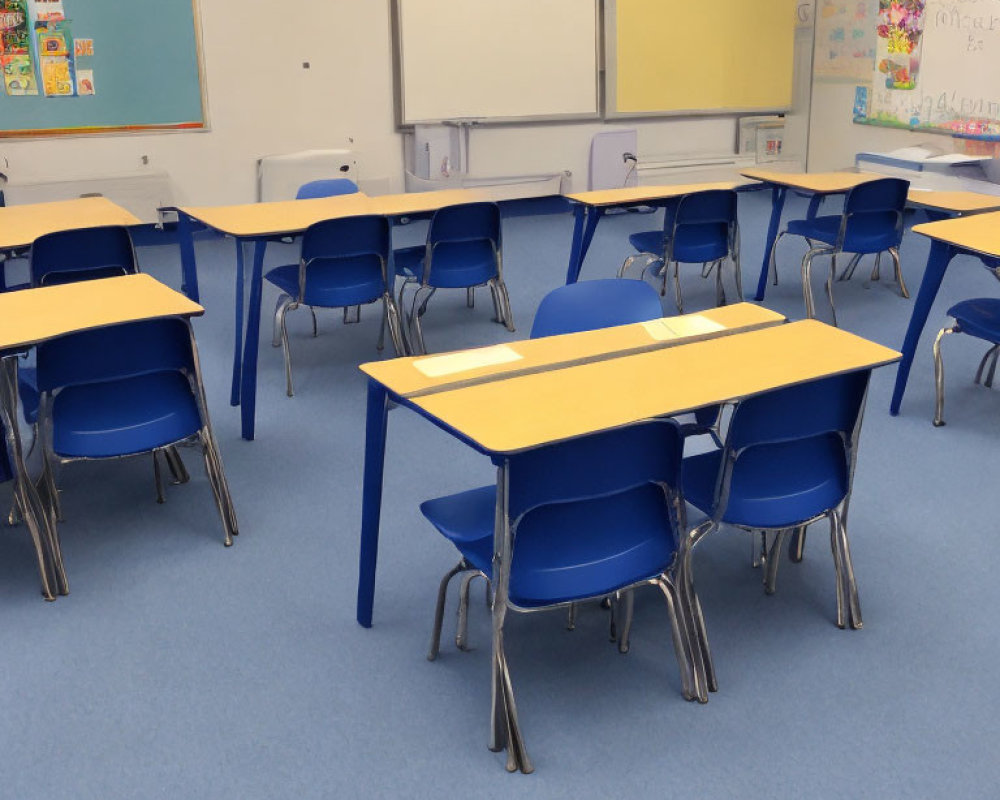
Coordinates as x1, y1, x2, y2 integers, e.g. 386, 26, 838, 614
36, 318, 195, 393
506, 419, 683, 523
422, 202, 501, 285
841, 178, 909, 252
295, 178, 359, 199
728, 371, 869, 451
530, 279, 662, 338
298, 215, 391, 302
31, 226, 137, 287
668, 190, 737, 262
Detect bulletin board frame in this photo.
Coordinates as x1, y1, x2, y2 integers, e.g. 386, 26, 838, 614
0, 0, 210, 139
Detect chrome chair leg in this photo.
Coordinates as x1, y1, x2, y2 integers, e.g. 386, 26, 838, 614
870, 252, 882, 282
407, 286, 433, 356
714, 259, 726, 306
932, 326, 955, 426
466, 287, 475, 308
975, 344, 1000, 387
198, 428, 237, 546
494, 279, 516, 332
277, 300, 298, 397
788, 524, 807, 563
428, 559, 468, 661
673, 262, 684, 314
566, 602, 577, 631
164, 446, 190, 484
618, 589, 635, 654
343, 305, 360, 325
889, 247, 908, 298
828, 511, 847, 629
732, 249, 744, 302
834, 507, 862, 629
826, 256, 839, 328
751, 531, 763, 568
764, 529, 789, 595
272, 294, 291, 347
768, 230, 786, 286
838, 252, 862, 281
655, 575, 699, 703
152, 450, 166, 504
456, 570, 481, 651
310, 307, 319, 337
801, 249, 819, 319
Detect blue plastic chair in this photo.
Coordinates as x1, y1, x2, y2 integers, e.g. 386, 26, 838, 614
529, 277, 663, 338
34, 317, 238, 545
419, 419, 698, 772
31, 225, 137, 287
931, 263, 1000, 425
265, 215, 403, 396
394, 202, 514, 354
681, 370, 871, 695
772, 177, 910, 326
294, 178, 358, 199
618, 190, 741, 314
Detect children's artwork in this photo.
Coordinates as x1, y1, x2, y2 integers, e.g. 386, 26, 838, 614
74, 66, 91, 94
73, 35, 90, 56
814, 0, 878, 82
0, 0, 30, 55
2, 51, 36, 93
29, 0, 62, 20
36, 17, 69, 56
874, 0, 925, 89
40, 53, 70, 95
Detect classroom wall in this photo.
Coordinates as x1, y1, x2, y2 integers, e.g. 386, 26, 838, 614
0, 1, 809, 206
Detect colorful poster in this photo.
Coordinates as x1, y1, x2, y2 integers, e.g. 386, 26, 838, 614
73, 35, 90, 56
2, 52, 36, 93
35, 17, 72, 95
29, 0, 62, 21
0, 0, 30, 54
40, 53, 70, 94
74, 66, 91, 94
814, 0, 878, 82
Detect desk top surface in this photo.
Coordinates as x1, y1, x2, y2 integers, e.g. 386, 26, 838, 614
0, 274, 203, 352
740, 168, 884, 193
411, 320, 900, 454
361, 303, 786, 398
911, 210, 1000, 257
905, 189, 1000, 214
179, 188, 492, 237
565, 181, 752, 207
0, 197, 143, 251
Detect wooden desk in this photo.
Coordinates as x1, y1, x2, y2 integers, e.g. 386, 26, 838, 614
905, 189, 1000, 218
0, 274, 204, 600
177, 188, 493, 441
356, 316, 899, 627
0, 196, 142, 252
740, 169, 885, 303
563, 181, 754, 285
890, 211, 1000, 415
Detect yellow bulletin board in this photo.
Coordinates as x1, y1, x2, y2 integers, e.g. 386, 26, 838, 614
607, 0, 798, 116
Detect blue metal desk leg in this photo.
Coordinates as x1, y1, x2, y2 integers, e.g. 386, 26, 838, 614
890, 240, 955, 415
754, 185, 787, 301
564, 206, 604, 284
177, 213, 201, 303
229, 238, 246, 407
239, 239, 268, 440
357, 380, 390, 628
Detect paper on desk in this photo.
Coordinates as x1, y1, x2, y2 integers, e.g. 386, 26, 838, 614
414, 344, 523, 377
642, 315, 725, 341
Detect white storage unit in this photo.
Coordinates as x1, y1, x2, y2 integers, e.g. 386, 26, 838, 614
257, 150, 357, 202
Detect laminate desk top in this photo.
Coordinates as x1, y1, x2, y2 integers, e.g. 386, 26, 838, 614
0, 273, 203, 352
180, 188, 494, 238
361, 302, 786, 398
740, 168, 884, 194
0, 197, 142, 251
410, 320, 900, 454
565, 181, 753, 207
911, 210, 1000, 258
905, 189, 1000, 215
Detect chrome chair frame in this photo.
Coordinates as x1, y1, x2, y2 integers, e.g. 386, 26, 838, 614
683, 383, 870, 695
931, 263, 1000, 427
36, 320, 238, 547
272, 251, 404, 396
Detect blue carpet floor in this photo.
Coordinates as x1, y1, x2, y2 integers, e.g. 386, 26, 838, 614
1, 189, 998, 798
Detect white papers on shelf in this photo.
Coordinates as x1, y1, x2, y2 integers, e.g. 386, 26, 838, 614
413, 344, 522, 377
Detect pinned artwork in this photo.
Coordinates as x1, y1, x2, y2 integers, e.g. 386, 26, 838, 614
2, 52, 36, 94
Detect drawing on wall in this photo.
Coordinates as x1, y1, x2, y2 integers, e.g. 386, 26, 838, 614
36, 17, 73, 95
0, 0, 37, 94
854, 0, 1000, 137
814, 0, 878, 82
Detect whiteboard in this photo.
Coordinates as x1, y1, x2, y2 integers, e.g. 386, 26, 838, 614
859, 0, 1000, 136
393, 0, 599, 124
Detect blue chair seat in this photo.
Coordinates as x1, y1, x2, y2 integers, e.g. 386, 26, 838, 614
627, 230, 664, 255
785, 215, 841, 246
786, 214, 900, 254
51, 371, 202, 458
265, 257, 385, 308
394, 241, 498, 289
949, 298, 1000, 343
421, 483, 675, 608
683, 436, 849, 529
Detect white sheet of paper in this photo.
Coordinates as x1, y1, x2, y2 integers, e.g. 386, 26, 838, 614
642, 315, 725, 341
413, 344, 522, 377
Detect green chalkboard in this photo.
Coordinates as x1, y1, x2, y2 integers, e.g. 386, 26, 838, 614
0, 0, 206, 137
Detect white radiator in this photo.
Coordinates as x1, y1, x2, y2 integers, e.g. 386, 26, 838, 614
2, 171, 174, 224
403, 170, 568, 200
636, 154, 756, 185
257, 149, 357, 202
